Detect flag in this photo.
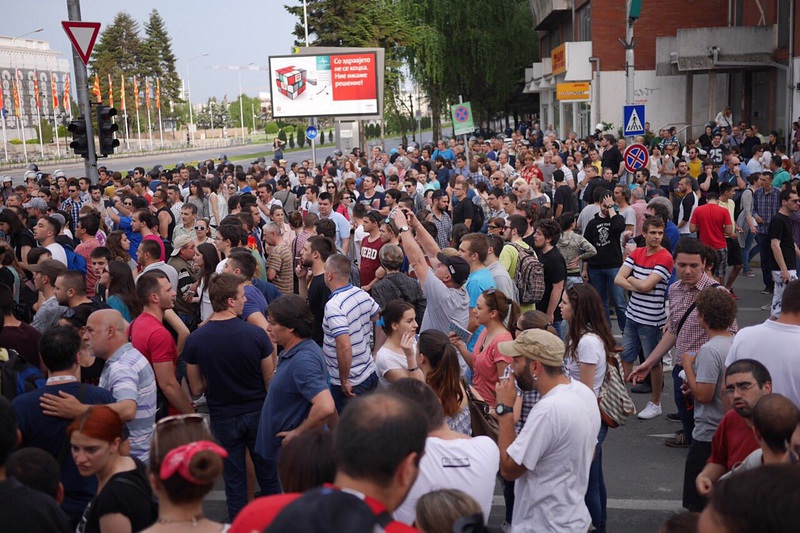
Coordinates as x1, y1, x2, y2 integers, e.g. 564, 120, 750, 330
33, 71, 40, 110
155, 78, 161, 110
50, 72, 58, 110
63, 74, 71, 113
92, 73, 102, 103
0, 84, 4, 115
108, 74, 114, 108
120, 74, 126, 112
133, 76, 140, 109
13, 70, 22, 117
145, 78, 151, 109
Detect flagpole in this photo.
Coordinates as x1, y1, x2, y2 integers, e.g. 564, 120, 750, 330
15, 73, 28, 166
145, 79, 153, 151
35, 76, 44, 158
156, 78, 164, 149
120, 75, 130, 153
134, 77, 142, 151
1, 112, 8, 162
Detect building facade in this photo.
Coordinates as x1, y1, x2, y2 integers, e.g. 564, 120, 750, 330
526, 0, 799, 141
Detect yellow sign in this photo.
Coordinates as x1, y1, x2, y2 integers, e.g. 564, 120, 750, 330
551, 44, 566, 76
557, 82, 591, 101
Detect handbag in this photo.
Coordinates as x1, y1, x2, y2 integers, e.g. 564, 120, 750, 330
598, 352, 636, 428
463, 379, 499, 441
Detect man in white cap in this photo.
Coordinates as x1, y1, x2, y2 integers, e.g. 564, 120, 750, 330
495, 329, 601, 533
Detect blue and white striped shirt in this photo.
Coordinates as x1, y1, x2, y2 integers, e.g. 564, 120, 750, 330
323, 284, 380, 386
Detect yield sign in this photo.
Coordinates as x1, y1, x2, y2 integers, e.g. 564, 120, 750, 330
62, 21, 101, 66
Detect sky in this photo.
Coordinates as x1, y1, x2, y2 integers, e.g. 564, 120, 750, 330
0, 0, 300, 103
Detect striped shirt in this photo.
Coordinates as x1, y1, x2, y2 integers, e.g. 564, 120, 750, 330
99, 343, 157, 462
322, 284, 380, 386
623, 247, 673, 326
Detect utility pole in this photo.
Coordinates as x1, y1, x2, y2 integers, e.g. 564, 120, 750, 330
66, 0, 99, 184
619, 0, 641, 107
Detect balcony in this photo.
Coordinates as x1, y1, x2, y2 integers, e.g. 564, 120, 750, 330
529, 0, 571, 31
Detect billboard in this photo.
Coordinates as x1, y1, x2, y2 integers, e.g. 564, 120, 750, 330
269, 52, 379, 118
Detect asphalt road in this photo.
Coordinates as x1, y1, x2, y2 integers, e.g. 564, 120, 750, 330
197, 268, 772, 530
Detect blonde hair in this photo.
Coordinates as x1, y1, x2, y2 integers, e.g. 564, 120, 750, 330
415, 489, 482, 533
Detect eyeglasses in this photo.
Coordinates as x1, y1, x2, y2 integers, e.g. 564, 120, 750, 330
152, 414, 208, 459
723, 381, 756, 396
194, 225, 207, 231
488, 225, 501, 230
123, 202, 133, 207
602, 204, 615, 209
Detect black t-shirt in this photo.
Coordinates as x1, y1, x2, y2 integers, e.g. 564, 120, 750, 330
10, 229, 35, 264
741, 136, 761, 160
601, 146, 623, 175
583, 178, 618, 204
80, 357, 105, 386
553, 184, 575, 213
584, 213, 627, 269
769, 212, 797, 271
0, 477, 71, 532
452, 196, 475, 226
307, 274, 330, 347
535, 247, 567, 322
78, 459, 157, 533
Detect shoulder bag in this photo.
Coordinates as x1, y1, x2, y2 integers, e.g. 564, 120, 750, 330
598, 351, 636, 428
463, 379, 499, 441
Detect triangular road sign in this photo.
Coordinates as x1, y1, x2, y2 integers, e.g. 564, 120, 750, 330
62, 21, 101, 66
625, 108, 643, 135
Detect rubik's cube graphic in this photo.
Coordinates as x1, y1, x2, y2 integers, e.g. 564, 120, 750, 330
275, 66, 307, 100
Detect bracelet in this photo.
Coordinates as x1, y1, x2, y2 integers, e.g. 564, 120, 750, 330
407, 367, 419, 373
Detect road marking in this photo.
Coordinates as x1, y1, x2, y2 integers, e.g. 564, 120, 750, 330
490, 496, 681, 512
647, 433, 681, 438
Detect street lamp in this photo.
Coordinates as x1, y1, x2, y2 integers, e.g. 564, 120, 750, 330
186, 53, 209, 145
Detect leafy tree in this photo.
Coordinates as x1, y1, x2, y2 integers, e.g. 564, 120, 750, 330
288, 133, 295, 149
278, 128, 287, 144
141, 9, 182, 114
90, 12, 144, 112
266, 122, 279, 135
297, 129, 306, 148
318, 130, 324, 145
228, 94, 260, 131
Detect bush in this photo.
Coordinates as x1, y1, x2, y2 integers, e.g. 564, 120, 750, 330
283, 125, 295, 135
278, 129, 287, 143
265, 122, 279, 135
318, 130, 324, 145
297, 130, 305, 148
289, 133, 295, 149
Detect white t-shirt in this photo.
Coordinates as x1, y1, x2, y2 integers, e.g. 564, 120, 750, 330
725, 320, 800, 409
46, 242, 68, 266
375, 345, 408, 388
564, 333, 607, 397
353, 224, 367, 264
507, 379, 600, 533
393, 436, 499, 526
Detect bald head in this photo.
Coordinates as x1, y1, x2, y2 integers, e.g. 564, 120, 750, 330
86, 309, 129, 359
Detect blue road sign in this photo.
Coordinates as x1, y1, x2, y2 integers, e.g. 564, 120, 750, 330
306, 125, 318, 140
623, 105, 645, 137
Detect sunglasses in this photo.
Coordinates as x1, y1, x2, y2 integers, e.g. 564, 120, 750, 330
152, 414, 208, 459
194, 225, 207, 231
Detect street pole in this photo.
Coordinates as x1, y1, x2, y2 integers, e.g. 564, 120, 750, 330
185, 53, 208, 146
238, 69, 245, 143
409, 93, 415, 142
303, 0, 316, 167
66, 0, 98, 183
623, 0, 636, 106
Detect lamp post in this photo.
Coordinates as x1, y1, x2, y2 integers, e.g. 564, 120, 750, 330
186, 53, 208, 145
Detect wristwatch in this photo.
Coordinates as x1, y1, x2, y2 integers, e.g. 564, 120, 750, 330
495, 403, 513, 416
399, 225, 410, 233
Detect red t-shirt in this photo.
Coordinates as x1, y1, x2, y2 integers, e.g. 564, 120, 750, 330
690, 203, 731, 250
128, 312, 177, 368
360, 235, 384, 288
143, 234, 166, 262
228, 486, 418, 533
708, 409, 759, 471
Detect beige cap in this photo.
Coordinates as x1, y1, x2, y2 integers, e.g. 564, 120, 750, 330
497, 329, 565, 367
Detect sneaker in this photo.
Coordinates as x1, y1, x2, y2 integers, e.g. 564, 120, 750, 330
666, 412, 682, 422
743, 270, 756, 277
631, 383, 653, 394
761, 303, 772, 311
664, 432, 690, 448
192, 394, 207, 407
761, 288, 773, 295
638, 401, 662, 420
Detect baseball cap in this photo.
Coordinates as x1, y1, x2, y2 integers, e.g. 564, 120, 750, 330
498, 329, 565, 367
22, 198, 48, 211
171, 234, 194, 256
436, 252, 469, 286
54, 169, 66, 178
28, 259, 67, 281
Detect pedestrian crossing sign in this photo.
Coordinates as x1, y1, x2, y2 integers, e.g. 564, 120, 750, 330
623, 105, 645, 136
622, 105, 645, 137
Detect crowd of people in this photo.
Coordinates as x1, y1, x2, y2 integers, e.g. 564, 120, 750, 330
0, 118, 800, 533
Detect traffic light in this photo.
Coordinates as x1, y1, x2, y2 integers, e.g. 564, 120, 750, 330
67, 117, 89, 158
97, 105, 119, 156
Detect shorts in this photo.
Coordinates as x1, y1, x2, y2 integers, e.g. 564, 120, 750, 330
621, 319, 664, 364
726, 238, 742, 266
712, 248, 728, 279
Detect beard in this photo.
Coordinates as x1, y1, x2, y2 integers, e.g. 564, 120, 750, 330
301, 257, 313, 268
515, 361, 537, 392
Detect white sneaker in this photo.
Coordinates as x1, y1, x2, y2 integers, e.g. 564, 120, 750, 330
638, 401, 662, 420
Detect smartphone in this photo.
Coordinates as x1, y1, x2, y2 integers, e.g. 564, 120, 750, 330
449, 321, 473, 344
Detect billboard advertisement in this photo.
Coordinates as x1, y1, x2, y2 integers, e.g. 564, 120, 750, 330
269, 52, 379, 118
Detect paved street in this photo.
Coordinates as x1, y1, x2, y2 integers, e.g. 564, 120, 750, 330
197, 267, 772, 530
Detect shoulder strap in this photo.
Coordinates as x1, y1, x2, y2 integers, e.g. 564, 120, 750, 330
676, 283, 721, 335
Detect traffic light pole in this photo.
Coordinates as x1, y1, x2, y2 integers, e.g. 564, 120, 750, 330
67, 0, 99, 184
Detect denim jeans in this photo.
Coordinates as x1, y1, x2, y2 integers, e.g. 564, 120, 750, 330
621, 320, 663, 364
755, 233, 774, 290
585, 423, 609, 533
330, 371, 379, 414
587, 267, 627, 331
742, 229, 755, 272
210, 411, 281, 520
673, 365, 694, 445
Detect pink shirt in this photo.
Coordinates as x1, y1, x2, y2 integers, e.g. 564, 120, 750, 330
471, 329, 513, 407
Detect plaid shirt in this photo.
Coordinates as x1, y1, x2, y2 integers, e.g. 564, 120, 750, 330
60, 197, 85, 233
471, 172, 490, 188
753, 186, 781, 234
502, 365, 541, 433
431, 210, 452, 250
666, 273, 738, 357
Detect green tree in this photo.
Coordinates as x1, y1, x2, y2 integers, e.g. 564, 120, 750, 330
297, 129, 306, 148
89, 12, 144, 112
228, 94, 260, 131
266, 122, 279, 135
288, 133, 295, 149
141, 9, 183, 116
278, 128, 287, 144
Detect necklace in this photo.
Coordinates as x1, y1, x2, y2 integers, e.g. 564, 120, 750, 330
157, 514, 205, 526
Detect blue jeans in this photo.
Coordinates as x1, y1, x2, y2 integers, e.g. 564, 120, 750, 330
330, 371, 379, 414
621, 320, 663, 364
586, 423, 609, 533
587, 267, 627, 331
673, 365, 694, 445
210, 411, 281, 520
742, 230, 755, 272
755, 233, 774, 290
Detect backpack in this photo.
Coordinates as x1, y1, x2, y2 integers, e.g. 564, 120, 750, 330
61, 242, 87, 274
470, 196, 485, 233
0, 348, 45, 401
509, 242, 545, 305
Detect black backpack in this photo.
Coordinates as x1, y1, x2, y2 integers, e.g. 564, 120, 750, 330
0, 348, 45, 401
